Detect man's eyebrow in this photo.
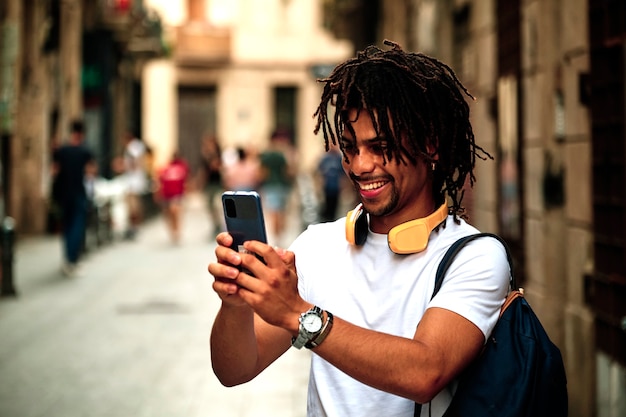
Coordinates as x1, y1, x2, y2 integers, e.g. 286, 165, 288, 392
340, 135, 386, 143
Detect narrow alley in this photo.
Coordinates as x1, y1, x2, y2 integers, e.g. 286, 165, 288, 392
0, 193, 310, 417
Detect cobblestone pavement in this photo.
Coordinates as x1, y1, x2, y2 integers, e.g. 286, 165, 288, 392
0, 193, 310, 417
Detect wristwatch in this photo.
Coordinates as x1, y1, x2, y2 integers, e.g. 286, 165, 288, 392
306, 311, 333, 349
292, 306, 325, 349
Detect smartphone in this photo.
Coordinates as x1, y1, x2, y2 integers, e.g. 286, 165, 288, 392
222, 191, 268, 256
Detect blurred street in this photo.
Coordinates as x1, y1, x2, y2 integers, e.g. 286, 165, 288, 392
0, 192, 310, 417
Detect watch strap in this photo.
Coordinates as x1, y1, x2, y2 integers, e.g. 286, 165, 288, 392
291, 333, 308, 349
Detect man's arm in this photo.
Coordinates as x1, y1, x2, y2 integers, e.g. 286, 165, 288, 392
235, 239, 506, 404
210, 305, 292, 386
309, 306, 484, 404
208, 234, 294, 386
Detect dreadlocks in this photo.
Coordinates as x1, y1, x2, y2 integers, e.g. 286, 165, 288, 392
313, 40, 492, 219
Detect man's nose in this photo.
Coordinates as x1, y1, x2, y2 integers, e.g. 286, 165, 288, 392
349, 150, 377, 175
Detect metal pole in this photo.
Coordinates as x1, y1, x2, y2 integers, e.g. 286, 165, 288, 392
1, 216, 16, 296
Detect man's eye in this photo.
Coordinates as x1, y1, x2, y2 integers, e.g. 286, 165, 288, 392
341, 143, 356, 154
371, 143, 388, 155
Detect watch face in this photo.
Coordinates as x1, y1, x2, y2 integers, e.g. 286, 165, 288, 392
302, 313, 323, 333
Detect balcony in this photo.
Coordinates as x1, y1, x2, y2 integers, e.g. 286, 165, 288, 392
93, 1, 166, 58
174, 24, 231, 67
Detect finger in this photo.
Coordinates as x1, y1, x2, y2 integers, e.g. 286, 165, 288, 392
237, 249, 294, 297
212, 278, 240, 296
236, 254, 268, 289
243, 240, 282, 267
212, 279, 249, 308
214, 244, 242, 268
275, 248, 296, 270
215, 231, 233, 247
208, 261, 240, 286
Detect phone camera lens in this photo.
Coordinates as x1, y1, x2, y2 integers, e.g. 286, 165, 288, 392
224, 198, 237, 217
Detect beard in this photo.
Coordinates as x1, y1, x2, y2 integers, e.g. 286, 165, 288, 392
356, 181, 400, 217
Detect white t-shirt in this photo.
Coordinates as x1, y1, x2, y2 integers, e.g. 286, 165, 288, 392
123, 139, 148, 194
290, 215, 510, 417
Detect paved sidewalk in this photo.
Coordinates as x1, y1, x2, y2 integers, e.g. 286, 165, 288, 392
0, 193, 310, 417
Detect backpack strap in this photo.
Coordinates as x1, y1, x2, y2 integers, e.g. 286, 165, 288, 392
431, 232, 516, 299
416, 233, 516, 416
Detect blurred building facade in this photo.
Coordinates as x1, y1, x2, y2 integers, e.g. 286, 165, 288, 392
325, 0, 623, 416
142, 0, 352, 176
0, 0, 166, 234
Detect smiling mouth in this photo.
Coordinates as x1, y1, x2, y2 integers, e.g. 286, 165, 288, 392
358, 180, 387, 191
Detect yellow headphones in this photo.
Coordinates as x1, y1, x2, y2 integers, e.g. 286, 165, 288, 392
345, 203, 449, 254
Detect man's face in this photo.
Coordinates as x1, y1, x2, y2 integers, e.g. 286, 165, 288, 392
339, 109, 434, 233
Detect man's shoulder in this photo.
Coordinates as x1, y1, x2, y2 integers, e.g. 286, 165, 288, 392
55, 143, 91, 156
428, 217, 489, 257
434, 216, 478, 241
433, 222, 509, 272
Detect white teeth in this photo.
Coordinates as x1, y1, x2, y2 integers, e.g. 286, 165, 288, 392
360, 181, 386, 191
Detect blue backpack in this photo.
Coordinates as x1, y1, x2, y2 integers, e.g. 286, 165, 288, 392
416, 233, 568, 417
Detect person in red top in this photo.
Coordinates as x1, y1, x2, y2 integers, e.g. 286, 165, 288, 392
157, 152, 189, 243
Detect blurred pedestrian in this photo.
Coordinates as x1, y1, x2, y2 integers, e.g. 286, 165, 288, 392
316, 143, 345, 222
198, 134, 224, 237
51, 119, 97, 276
221, 146, 261, 192
122, 130, 149, 239
156, 152, 190, 244
259, 129, 294, 240
47, 128, 62, 234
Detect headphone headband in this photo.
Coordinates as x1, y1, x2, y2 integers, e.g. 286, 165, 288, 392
387, 203, 448, 254
346, 203, 448, 254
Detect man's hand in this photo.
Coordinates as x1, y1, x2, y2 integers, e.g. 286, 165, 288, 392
208, 232, 248, 307
208, 232, 305, 331
232, 239, 308, 333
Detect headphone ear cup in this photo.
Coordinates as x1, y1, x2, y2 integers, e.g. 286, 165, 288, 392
346, 204, 368, 246
354, 210, 368, 245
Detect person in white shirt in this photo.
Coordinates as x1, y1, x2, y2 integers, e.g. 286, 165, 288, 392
122, 131, 148, 239
208, 40, 510, 417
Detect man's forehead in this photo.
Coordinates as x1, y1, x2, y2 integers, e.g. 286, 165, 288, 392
341, 110, 393, 139
343, 107, 377, 121
340, 131, 385, 142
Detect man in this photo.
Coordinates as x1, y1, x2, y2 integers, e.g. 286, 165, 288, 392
316, 143, 346, 222
259, 129, 294, 242
208, 41, 510, 417
198, 134, 224, 237
52, 119, 96, 276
